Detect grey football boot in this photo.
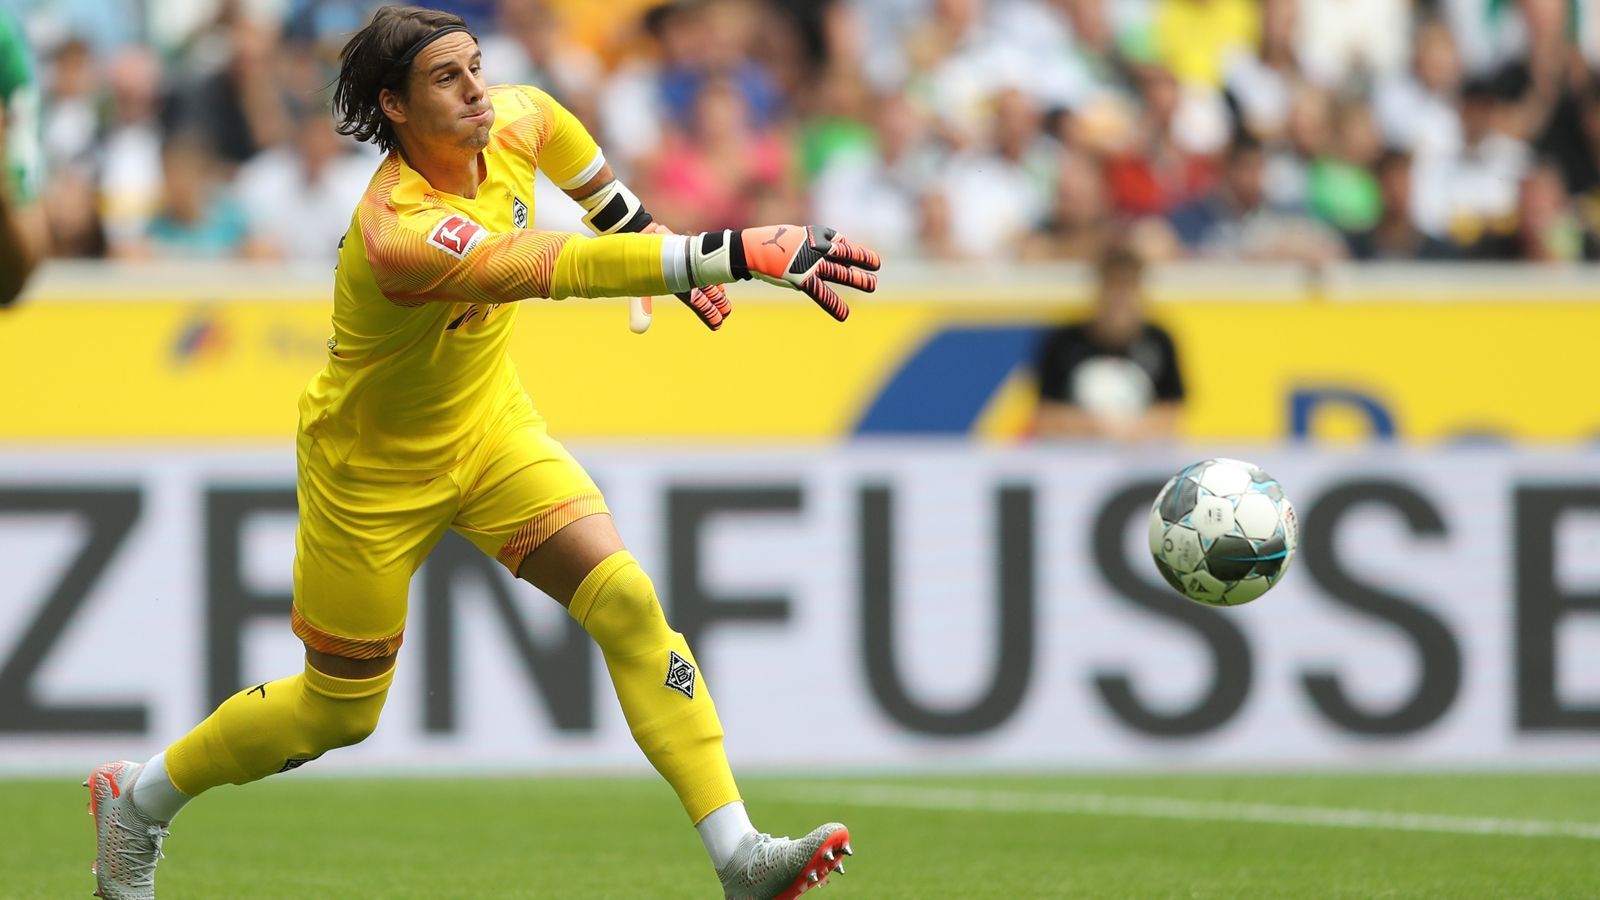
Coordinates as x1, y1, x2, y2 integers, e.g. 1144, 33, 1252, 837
717, 822, 852, 899
85, 760, 169, 899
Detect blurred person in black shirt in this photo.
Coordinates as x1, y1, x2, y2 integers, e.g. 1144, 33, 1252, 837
1347, 150, 1459, 259
1032, 243, 1185, 441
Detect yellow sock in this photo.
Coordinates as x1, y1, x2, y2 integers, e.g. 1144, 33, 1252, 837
163, 662, 393, 797
570, 550, 740, 823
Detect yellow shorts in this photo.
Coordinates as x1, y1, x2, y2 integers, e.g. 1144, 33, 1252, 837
290, 399, 607, 659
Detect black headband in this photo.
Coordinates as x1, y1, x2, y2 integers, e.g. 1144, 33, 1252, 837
392, 25, 473, 74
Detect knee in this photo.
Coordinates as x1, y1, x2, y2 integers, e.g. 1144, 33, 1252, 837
329, 700, 384, 748
304, 685, 388, 750
301, 662, 394, 750
575, 554, 669, 654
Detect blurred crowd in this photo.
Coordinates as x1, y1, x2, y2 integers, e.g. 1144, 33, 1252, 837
14, 0, 1600, 265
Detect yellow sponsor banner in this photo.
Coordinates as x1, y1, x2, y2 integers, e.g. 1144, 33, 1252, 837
3, 283, 1596, 442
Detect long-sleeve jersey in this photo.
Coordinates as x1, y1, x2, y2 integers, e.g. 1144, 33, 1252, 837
299, 84, 676, 477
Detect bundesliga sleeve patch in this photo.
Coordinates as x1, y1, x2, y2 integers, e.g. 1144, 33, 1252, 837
427, 214, 487, 258
664, 650, 696, 699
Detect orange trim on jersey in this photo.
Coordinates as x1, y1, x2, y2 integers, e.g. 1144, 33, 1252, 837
496, 492, 609, 574
291, 605, 405, 659
357, 153, 575, 308
486, 84, 556, 159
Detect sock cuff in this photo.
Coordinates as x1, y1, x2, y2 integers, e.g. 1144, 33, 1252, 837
568, 549, 639, 627
303, 661, 396, 700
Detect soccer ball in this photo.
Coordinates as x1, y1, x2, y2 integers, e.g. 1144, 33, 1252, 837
1148, 458, 1297, 606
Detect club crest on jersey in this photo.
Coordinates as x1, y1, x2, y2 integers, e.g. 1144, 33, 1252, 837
512, 196, 529, 229
427, 214, 486, 258
664, 650, 696, 699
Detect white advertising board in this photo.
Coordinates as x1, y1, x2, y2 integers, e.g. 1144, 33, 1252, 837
2, 445, 1598, 773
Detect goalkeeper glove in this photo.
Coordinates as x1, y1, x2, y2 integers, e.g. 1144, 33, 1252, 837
641, 222, 731, 330
680, 225, 881, 321
576, 178, 731, 331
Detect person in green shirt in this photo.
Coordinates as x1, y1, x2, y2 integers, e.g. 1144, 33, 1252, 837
1, 10, 48, 306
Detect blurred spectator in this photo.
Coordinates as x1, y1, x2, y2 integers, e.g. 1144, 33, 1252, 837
991, 0, 1139, 112
810, 92, 937, 260
1346, 150, 1459, 259
234, 110, 376, 263
1154, 0, 1259, 89
1306, 99, 1384, 236
913, 189, 966, 261
544, 0, 680, 64
901, 0, 1031, 148
41, 37, 97, 174
1511, 161, 1599, 261
795, 66, 876, 183
940, 87, 1058, 257
1104, 66, 1219, 216
10, 0, 1600, 269
1296, 0, 1411, 90
38, 35, 101, 258
1021, 150, 1114, 261
599, 0, 783, 178
1225, 0, 1303, 140
480, 0, 604, 108
99, 48, 167, 256
281, 0, 371, 47
1445, 0, 1558, 76
659, 1, 784, 128
1411, 77, 1534, 243
1262, 84, 1332, 213
1374, 18, 1467, 161
642, 76, 788, 232
1032, 244, 1185, 442
1500, 5, 1600, 196
166, 13, 290, 167
1168, 134, 1345, 262
128, 134, 250, 261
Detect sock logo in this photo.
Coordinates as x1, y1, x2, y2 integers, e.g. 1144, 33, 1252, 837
664, 650, 696, 699
247, 683, 267, 699
277, 753, 323, 774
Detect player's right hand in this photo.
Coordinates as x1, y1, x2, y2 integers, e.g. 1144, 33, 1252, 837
736, 225, 881, 322
642, 222, 732, 331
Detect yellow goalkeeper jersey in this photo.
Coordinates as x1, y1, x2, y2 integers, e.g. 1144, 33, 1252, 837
299, 84, 667, 478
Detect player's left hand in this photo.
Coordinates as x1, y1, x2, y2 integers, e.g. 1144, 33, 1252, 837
638, 222, 732, 332
736, 225, 881, 322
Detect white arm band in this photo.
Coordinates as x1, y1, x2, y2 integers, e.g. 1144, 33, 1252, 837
576, 179, 654, 235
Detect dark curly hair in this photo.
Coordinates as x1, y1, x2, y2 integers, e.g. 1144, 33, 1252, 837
332, 6, 472, 154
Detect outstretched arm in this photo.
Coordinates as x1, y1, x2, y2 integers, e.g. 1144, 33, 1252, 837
367, 198, 880, 314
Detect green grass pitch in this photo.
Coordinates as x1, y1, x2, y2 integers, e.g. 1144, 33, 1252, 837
11, 772, 1600, 897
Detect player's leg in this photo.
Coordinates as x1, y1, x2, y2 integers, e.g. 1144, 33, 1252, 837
517, 516, 850, 897
516, 515, 741, 827
452, 409, 850, 898
87, 435, 454, 900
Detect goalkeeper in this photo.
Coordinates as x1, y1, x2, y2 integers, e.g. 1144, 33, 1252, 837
83, 6, 878, 900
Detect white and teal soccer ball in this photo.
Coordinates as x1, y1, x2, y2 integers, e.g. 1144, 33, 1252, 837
1148, 458, 1297, 606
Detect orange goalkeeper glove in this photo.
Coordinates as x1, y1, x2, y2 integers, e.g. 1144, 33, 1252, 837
685, 225, 881, 321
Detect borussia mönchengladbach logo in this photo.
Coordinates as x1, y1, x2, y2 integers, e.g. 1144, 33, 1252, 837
664, 650, 696, 699
512, 196, 529, 229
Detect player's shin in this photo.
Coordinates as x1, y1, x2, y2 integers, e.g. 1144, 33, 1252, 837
156, 661, 393, 806
567, 551, 742, 824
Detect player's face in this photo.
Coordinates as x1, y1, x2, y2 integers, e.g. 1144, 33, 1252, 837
386, 33, 493, 155
1095, 268, 1144, 344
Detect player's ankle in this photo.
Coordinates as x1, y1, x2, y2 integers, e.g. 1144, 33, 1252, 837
697, 800, 756, 870
130, 751, 191, 823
